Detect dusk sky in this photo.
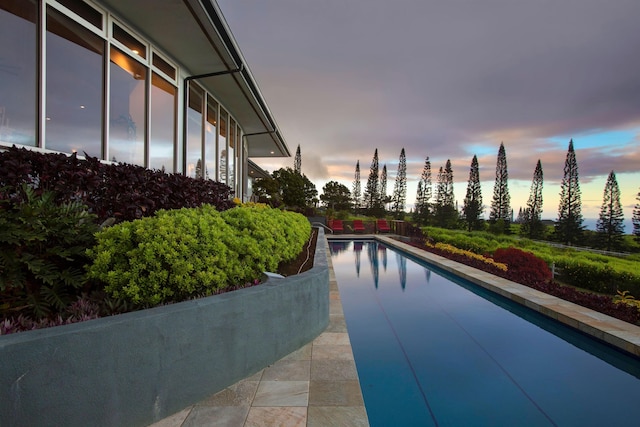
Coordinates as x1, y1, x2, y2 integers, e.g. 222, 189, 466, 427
216, 0, 640, 227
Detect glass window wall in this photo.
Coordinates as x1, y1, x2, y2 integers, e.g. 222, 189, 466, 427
149, 72, 175, 172
228, 118, 236, 191
186, 82, 203, 178
218, 109, 227, 183
205, 95, 218, 181
45, 5, 104, 157
0, 0, 37, 146
109, 46, 146, 165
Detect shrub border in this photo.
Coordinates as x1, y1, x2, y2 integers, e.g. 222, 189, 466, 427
0, 228, 329, 427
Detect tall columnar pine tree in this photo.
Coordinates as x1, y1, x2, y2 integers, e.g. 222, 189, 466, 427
489, 142, 511, 234
352, 160, 361, 212
415, 156, 432, 225
434, 159, 457, 228
596, 170, 625, 251
391, 148, 407, 218
379, 164, 388, 210
634, 188, 640, 244
294, 144, 301, 174
520, 159, 544, 239
555, 139, 584, 245
462, 155, 483, 231
363, 149, 383, 215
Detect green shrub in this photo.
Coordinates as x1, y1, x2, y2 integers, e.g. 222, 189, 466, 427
0, 185, 99, 319
87, 205, 311, 306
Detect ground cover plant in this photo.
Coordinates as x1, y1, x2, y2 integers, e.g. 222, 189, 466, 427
407, 226, 640, 325
425, 226, 640, 296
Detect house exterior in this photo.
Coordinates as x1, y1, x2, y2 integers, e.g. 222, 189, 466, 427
0, 0, 289, 201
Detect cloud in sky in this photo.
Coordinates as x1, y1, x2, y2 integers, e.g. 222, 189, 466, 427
217, 0, 640, 220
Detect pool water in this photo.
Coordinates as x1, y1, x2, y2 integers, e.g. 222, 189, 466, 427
329, 240, 640, 427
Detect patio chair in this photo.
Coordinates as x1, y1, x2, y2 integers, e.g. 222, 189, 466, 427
331, 219, 344, 234
353, 219, 365, 233
377, 218, 391, 233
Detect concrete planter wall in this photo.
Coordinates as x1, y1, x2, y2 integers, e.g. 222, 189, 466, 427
1, 229, 329, 427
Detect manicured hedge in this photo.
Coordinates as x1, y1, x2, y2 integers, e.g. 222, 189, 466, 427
87, 205, 311, 306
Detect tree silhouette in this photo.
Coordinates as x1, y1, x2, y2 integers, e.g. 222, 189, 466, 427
520, 159, 544, 239
415, 156, 432, 225
294, 144, 301, 174
433, 160, 457, 228
363, 149, 383, 215
596, 170, 624, 251
391, 148, 407, 218
489, 142, 511, 233
379, 164, 388, 211
352, 160, 361, 212
462, 155, 483, 231
634, 188, 640, 244
555, 139, 584, 245
259, 167, 317, 208
321, 181, 352, 211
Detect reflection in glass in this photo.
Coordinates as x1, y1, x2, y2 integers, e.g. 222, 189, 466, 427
45, 6, 103, 157
218, 110, 227, 183
149, 73, 175, 172
186, 83, 203, 178
109, 47, 145, 165
205, 95, 217, 181
0, 0, 37, 146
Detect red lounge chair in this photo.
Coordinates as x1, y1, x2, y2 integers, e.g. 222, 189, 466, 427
331, 219, 344, 234
353, 219, 365, 233
377, 219, 390, 233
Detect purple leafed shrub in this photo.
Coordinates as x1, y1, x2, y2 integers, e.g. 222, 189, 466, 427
492, 247, 552, 287
0, 146, 235, 224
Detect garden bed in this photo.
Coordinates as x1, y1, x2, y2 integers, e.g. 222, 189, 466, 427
0, 228, 329, 427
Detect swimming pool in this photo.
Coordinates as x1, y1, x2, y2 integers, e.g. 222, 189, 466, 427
329, 240, 640, 427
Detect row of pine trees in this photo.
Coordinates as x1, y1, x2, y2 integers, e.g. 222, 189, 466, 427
348, 140, 639, 251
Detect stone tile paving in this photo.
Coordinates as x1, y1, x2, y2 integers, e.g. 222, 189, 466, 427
148, 240, 369, 427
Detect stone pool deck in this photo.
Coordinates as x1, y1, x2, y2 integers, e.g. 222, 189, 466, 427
150, 233, 640, 426
149, 238, 369, 427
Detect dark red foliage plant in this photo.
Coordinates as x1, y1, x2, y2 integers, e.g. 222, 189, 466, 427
492, 247, 552, 287
0, 145, 235, 224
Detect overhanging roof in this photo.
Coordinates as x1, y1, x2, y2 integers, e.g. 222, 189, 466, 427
100, 0, 290, 158
247, 159, 271, 179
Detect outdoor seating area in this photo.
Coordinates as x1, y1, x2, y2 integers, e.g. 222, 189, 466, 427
325, 218, 402, 235
328, 219, 344, 234
376, 219, 391, 233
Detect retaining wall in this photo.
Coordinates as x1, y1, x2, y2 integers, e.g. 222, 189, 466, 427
0, 229, 329, 427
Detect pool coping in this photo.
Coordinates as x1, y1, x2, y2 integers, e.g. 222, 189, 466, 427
355, 234, 640, 358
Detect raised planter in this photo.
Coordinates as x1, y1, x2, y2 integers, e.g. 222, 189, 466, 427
0, 229, 329, 427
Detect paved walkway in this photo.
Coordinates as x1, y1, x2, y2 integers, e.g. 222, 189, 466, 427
148, 240, 369, 427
